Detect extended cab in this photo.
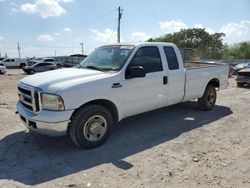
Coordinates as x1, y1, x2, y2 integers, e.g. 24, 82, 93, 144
16, 43, 229, 148
0, 58, 27, 68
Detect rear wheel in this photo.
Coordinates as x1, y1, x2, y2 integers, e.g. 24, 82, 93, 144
56, 64, 62, 68
20, 64, 26, 69
69, 104, 113, 149
198, 85, 217, 111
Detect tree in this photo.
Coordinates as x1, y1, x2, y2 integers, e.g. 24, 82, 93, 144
223, 42, 250, 59
148, 28, 226, 59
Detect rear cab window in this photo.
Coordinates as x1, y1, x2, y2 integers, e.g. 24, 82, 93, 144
163, 46, 179, 70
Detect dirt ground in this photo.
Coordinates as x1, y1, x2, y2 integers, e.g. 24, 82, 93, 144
0, 69, 249, 188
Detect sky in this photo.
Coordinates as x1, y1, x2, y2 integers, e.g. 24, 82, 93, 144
0, 0, 249, 58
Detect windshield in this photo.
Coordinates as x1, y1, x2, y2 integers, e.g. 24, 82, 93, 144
78, 45, 134, 71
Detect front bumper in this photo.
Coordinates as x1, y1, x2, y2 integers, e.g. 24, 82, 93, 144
16, 101, 74, 136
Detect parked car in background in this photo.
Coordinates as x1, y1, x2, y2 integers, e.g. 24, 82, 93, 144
0, 57, 6, 61
39, 58, 63, 68
233, 62, 249, 74
0, 65, 7, 74
0, 58, 27, 68
26, 58, 41, 66
236, 65, 250, 87
23, 62, 57, 74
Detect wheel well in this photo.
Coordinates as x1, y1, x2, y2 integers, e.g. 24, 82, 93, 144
73, 99, 119, 123
207, 78, 220, 89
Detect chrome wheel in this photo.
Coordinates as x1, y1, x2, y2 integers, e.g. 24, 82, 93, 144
206, 90, 215, 107
83, 115, 107, 142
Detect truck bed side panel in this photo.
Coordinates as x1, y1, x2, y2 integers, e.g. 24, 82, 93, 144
182, 65, 229, 102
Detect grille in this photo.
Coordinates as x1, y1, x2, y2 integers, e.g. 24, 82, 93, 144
238, 72, 250, 79
18, 84, 41, 112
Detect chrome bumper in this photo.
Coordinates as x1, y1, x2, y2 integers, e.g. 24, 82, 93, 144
16, 101, 73, 137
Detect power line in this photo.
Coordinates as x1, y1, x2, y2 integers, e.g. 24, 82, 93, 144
80, 8, 117, 28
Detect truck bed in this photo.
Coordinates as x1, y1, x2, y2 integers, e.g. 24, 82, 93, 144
182, 61, 229, 102
184, 61, 222, 69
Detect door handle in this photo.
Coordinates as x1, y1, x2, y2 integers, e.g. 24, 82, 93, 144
163, 76, 168, 85
112, 83, 122, 88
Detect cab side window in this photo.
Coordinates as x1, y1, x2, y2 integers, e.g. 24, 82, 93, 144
128, 46, 163, 74
163, 46, 179, 70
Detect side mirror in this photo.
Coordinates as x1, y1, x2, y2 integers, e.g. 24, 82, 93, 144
125, 66, 146, 79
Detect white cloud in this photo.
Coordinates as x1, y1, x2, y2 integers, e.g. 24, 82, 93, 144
194, 24, 215, 34
59, 0, 74, 3
159, 20, 187, 33
91, 28, 118, 43
54, 32, 60, 36
20, 0, 69, 18
63, 27, 72, 32
37, 34, 54, 41
0, 36, 4, 41
11, 7, 18, 12
131, 32, 150, 42
220, 20, 250, 44
0, 0, 6, 2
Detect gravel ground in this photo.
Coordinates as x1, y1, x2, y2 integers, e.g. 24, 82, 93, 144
0, 69, 249, 188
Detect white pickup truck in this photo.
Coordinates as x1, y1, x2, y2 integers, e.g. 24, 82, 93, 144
16, 42, 229, 148
0, 58, 27, 68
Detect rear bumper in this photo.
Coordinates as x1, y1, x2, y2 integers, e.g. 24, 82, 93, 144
16, 101, 73, 136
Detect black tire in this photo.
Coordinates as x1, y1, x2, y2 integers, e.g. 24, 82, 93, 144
20, 64, 26, 69
198, 85, 217, 111
237, 82, 244, 87
28, 69, 35, 74
69, 104, 113, 149
56, 64, 62, 68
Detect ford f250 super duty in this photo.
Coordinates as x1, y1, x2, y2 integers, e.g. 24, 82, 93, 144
16, 42, 229, 148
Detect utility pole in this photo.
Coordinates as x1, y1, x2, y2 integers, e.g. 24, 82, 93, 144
17, 42, 21, 58
80, 42, 84, 55
117, 6, 123, 43
54, 50, 56, 57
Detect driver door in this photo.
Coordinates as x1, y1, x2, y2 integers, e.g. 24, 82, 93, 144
121, 46, 168, 117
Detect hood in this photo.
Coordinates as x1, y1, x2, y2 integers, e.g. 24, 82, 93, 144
23, 66, 32, 69
239, 68, 250, 73
20, 68, 112, 93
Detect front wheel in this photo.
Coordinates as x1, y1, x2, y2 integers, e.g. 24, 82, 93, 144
198, 85, 217, 111
69, 105, 113, 149
28, 69, 35, 74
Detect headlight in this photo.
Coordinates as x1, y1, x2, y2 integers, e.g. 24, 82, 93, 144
41, 93, 65, 111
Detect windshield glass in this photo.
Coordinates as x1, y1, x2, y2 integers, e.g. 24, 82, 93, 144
78, 45, 134, 71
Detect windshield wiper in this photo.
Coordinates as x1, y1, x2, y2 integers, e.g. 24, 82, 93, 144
85, 65, 102, 71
